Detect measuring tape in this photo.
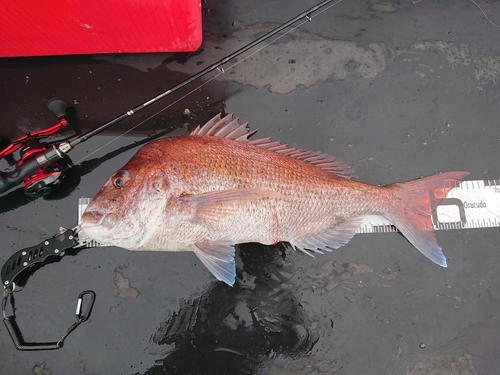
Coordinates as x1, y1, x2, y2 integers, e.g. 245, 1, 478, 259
77, 179, 500, 244
358, 179, 500, 233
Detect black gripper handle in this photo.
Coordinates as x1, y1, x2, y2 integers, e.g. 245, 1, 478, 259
1, 229, 77, 289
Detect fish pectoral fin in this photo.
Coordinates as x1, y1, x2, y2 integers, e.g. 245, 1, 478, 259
178, 188, 288, 225
290, 217, 364, 255
194, 239, 236, 286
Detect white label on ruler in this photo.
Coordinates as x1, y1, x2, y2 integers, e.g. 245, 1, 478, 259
438, 179, 500, 229
77, 179, 500, 241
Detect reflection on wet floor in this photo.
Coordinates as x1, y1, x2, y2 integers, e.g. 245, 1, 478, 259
145, 244, 319, 374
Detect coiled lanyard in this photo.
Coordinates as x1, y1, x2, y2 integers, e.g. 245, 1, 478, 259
1, 227, 95, 350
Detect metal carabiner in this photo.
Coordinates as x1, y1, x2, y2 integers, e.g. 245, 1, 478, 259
76, 290, 96, 322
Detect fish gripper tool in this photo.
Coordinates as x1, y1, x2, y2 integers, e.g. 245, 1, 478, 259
1, 226, 95, 350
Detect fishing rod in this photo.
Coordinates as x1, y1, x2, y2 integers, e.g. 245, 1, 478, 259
1, 0, 341, 351
0, 0, 339, 198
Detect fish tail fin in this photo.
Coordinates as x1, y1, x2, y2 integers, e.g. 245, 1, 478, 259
385, 171, 469, 267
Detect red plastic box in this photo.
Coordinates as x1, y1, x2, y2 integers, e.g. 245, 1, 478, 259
0, 0, 202, 57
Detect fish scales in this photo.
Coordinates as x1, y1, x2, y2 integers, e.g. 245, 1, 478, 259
80, 113, 469, 286
156, 136, 384, 241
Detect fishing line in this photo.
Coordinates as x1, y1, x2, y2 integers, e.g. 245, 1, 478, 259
71, 0, 344, 165
470, 0, 500, 29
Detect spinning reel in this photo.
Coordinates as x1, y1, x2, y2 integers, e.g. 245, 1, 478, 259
0, 98, 72, 197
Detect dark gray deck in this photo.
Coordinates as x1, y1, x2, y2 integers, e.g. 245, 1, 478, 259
0, 1, 499, 374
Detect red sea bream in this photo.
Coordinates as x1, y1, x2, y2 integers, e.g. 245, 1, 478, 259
80, 114, 469, 286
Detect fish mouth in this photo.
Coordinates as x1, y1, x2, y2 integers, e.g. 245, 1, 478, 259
80, 209, 142, 241
81, 210, 105, 226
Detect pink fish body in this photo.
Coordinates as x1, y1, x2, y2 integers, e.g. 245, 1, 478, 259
81, 114, 469, 285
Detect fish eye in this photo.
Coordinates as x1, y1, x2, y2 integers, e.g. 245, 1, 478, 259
113, 178, 124, 188
111, 170, 131, 189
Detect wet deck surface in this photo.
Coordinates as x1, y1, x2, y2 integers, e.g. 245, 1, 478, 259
1, 1, 500, 374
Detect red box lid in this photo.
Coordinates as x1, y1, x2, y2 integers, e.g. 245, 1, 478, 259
0, 0, 202, 57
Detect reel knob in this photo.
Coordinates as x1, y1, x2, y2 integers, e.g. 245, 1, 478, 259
47, 98, 67, 120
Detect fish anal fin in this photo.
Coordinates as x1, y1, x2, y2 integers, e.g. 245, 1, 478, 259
386, 171, 470, 267
191, 113, 356, 179
194, 239, 236, 286
290, 217, 364, 255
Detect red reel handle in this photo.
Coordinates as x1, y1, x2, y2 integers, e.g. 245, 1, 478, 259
0, 143, 23, 160
0, 98, 69, 161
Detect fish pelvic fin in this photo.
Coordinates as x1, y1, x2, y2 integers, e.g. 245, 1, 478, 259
191, 113, 356, 179
194, 238, 236, 286
385, 171, 470, 267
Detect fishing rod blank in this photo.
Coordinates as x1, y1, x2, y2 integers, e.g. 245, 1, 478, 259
68, 0, 337, 147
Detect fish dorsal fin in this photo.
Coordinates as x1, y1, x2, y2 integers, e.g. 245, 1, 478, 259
191, 113, 355, 179
190, 113, 256, 141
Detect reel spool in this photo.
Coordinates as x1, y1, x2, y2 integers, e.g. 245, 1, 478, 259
22, 161, 65, 197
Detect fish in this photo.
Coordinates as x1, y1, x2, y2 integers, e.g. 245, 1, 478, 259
80, 113, 469, 286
